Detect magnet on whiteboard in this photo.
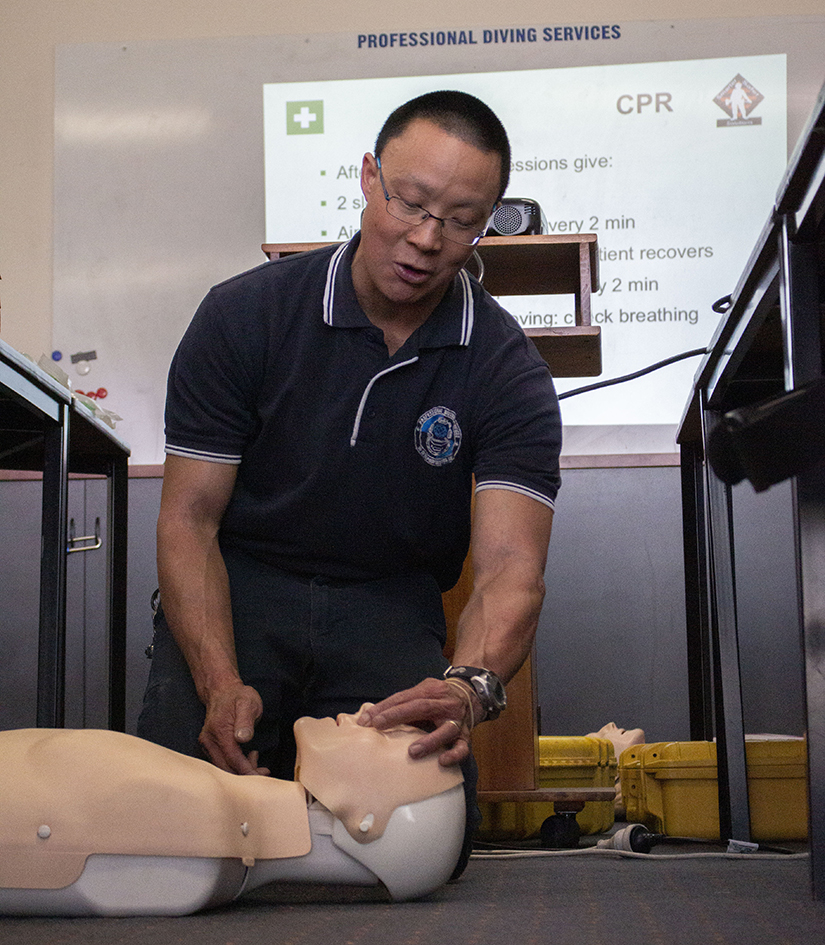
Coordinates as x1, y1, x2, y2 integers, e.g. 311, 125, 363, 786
70, 350, 97, 364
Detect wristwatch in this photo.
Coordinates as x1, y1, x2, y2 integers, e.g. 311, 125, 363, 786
443, 665, 507, 721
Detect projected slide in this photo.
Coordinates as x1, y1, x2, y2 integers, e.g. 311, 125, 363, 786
264, 56, 786, 426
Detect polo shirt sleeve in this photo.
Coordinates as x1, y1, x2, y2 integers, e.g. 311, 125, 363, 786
164, 283, 264, 465
472, 345, 562, 510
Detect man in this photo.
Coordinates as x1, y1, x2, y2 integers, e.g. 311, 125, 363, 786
138, 91, 560, 838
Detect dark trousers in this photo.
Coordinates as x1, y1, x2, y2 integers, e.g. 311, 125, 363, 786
137, 548, 480, 865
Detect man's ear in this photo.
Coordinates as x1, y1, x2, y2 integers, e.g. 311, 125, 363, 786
360, 152, 378, 201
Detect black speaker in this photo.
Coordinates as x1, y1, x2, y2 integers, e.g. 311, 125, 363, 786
486, 198, 546, 236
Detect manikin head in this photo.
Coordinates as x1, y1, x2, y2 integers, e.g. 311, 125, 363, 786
587, 721, 646, 759
294, 706, 463, 843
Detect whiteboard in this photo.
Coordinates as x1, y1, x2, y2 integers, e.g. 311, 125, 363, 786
53, 18, 825, 463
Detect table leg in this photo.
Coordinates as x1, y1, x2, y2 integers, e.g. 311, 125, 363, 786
36, 404, 70, 728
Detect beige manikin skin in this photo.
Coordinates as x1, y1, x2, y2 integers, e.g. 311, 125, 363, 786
586, 722, 645, 758
585, 722, 646, 816
295, 710, 463, 843
0, 709, 462, 891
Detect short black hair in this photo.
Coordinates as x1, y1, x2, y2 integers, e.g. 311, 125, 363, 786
375, 90, 510, 201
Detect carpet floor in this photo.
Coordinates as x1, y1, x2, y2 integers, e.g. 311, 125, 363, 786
2, 846, 824, 945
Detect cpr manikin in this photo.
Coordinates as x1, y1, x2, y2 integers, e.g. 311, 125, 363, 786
0, 708, 465, 916
585, 722, 646, 818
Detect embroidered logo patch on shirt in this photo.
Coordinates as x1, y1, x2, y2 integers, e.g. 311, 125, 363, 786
415, 407, 462, 466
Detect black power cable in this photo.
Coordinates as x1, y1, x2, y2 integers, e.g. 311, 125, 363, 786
558, 347, 709, 401
599, 824, 797, 855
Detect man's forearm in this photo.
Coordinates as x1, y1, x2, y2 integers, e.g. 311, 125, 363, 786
451, 489, 553, 688
154, 456, 265, 774
451, 563, 546, 686
156, 518, 242, 704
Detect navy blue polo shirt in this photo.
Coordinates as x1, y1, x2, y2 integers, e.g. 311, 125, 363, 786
165, 236, 561, 591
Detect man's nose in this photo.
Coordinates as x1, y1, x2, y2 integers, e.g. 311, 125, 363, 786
407, 215, 443, 251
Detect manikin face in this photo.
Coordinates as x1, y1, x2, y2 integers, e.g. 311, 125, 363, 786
588, 722, 646, 758
294, 707, 463, 842
294, 708, 426, 772
351, 118, 501, 320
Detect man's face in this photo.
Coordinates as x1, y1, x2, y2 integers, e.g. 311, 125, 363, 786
352, 118, 501, 319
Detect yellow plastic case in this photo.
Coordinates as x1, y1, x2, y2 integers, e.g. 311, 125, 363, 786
618, 739, 808, 841
476, 736, 616, 841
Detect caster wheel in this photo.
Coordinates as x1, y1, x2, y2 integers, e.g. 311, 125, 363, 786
540, 811, 581, 849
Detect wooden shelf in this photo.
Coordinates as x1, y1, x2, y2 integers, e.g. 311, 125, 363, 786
473, 233, 599, 298
478, 788, 615, 805
262, 234, 602, 377
526, 326, 602, 378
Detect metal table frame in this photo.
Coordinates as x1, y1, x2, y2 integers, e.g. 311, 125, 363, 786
677, 80, 825, 898
0, 340, 130, 731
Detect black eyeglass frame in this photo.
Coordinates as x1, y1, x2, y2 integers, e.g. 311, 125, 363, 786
375, 157, 494, 246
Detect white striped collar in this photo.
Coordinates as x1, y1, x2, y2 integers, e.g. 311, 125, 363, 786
321, 236, 476, 348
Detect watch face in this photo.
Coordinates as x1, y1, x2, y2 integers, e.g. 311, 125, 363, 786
489, 677, 506, 706
480, 674, 506, 710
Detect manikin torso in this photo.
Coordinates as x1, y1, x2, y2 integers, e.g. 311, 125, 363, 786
0, 709, 465, 916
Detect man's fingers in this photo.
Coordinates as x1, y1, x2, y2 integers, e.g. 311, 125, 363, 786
408, 718, 471, 764
200, 683, 265, 775
438, 739, 470, 766
360, 678, 471, 731
361, 699, 437, 730
234, 702, 260, 743
356, 678, 476, 767
199, 729, 257, 774
246, 749, 271, 777
409, 731, 470, 765
200, 733, 268, 776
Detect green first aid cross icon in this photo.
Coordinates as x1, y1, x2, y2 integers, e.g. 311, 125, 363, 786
286, 101, 324, 135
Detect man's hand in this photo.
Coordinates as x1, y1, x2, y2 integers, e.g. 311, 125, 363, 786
357, 677, 480, 767
198, 681, 270, 776
157, 456, 268, 778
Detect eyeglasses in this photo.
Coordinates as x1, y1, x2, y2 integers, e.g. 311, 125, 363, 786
376, 158, 490, 246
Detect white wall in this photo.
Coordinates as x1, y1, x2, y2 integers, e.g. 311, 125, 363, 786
1, 0, 823, 358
